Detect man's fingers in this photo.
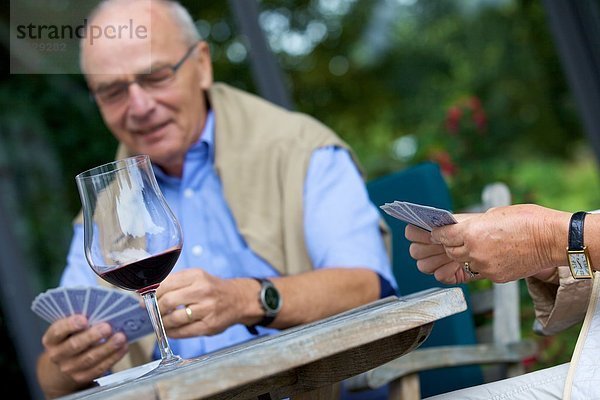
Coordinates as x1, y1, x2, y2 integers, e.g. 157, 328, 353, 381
162, 306, 195, 329
430, 213, 479, 246
167, 318, 225, 338
431, 224, 464, 247
444, 245, 468, 261
48, 323, 113, 363
157, 269, 201, 298
416, 253, 453, 275
167, 319, 212, 338
66, 335, 129, 384
43, 315, 88, 347
452, 213, 478, 223
156, 273, 188, 298
405, 224, 433, 243
158, 283, 199, 315
409, 242, 445, 260
432, 261, 464, 285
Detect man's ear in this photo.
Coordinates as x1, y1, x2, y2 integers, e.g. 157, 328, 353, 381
195, 41, 213, 90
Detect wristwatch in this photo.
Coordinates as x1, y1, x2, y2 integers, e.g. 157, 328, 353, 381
246, 278, 282, 335
567, 211, 594, 279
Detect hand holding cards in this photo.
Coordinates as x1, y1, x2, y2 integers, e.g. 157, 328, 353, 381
380, 201, 457, 231
31, 286, 154, 343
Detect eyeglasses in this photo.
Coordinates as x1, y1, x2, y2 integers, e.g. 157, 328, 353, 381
91, 42, 199, 106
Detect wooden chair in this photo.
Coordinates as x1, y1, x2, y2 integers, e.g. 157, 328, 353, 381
344, 162, 537, 399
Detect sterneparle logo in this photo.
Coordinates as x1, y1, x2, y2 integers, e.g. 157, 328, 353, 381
15, 19, 148, 46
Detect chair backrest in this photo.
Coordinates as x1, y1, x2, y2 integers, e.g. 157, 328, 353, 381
367, 161, 484, 397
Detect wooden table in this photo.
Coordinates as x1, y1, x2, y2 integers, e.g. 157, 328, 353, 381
60, 287, 466, 400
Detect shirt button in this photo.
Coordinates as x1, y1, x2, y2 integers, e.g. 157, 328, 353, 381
192, 245, 203, 256
183, 188, 194, 198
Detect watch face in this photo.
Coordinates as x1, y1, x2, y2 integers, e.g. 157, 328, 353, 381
568, 250, 593, 278
263, 286, 280, 311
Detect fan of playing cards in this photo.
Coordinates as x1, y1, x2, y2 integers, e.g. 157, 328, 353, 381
31, 286, 154, 343
380, 201, 457, 231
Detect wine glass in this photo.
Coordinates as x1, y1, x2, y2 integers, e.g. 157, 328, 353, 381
75, 154, 186, 375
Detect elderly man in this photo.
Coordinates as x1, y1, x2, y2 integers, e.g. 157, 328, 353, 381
35, 0, 396, 397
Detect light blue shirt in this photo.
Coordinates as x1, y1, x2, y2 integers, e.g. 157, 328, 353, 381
61, 111, 397, 359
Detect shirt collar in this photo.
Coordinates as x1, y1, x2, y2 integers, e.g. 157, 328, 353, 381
187, 110, 215, 162
153, 110, 215, 183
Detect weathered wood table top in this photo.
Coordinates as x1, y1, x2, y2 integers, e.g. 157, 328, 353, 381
60, 287, 466, 400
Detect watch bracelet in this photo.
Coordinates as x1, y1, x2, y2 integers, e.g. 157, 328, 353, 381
567, 211, 594, 279
246, 277, 280, 335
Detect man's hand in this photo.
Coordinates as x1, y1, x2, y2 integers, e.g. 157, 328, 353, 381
429, 205, 568, 283
157, 269, 258, 337
37, 315, 128, 398
405, 222, 472, 284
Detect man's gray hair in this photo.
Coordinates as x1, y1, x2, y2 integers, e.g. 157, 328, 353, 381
160, 0, 201, 45
80, 0, 200, 73
90, 0, 200, 43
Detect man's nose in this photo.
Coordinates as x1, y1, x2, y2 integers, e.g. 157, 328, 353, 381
127, 83, 155, 117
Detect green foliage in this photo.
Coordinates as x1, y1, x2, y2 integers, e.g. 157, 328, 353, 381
268, 0, 588, 209
0, 74, 116, 288
511, 148, 600, 211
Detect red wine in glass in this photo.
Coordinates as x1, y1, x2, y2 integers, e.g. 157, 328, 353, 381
100, 247, 182, 293
76, 154, 187, 377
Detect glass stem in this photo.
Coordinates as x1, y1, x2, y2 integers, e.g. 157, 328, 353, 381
142, 290, 178, 362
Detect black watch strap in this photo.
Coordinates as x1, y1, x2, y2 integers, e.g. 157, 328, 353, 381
569, 211, 588, 250
253, 278, 276, 327
246, 278, 279, 335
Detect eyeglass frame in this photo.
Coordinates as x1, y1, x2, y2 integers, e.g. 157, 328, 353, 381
89, 41, 200, 106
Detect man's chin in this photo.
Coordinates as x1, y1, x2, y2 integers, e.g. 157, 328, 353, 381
140, 123, 171, 144
128, 120, 175, 143
135, 145, 181, 168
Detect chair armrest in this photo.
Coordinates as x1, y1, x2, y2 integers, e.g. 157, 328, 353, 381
345, 340, 538, 391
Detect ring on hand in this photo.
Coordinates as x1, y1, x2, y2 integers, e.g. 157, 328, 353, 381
463, 261, 479, 279
185, 306, 194, 322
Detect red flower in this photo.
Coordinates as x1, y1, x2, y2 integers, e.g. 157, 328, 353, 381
469, 96, 482, 111
444, 96, 487, 135
445, 106, 463, 135
473, 110, 487, 133
430, 150, 457, 176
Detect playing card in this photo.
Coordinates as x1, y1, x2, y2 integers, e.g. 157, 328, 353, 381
85, 287, 113, 321
380, 203, 432, 231
92, 291, 140, 323
380, 204, 401, 219
402, 202, 457, 227
380, 204, 409, 223
31, 286, 153, 344
38, 296, 62, 320
31, 297, 56, 323
65, 286, 88, 316
48, 289, 73, 318
104, 304, 154, 342
390, 202, 433, 231
380, 201, 457, 230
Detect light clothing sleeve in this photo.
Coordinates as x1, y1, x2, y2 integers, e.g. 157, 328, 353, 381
526, 266, 592, 335
304, 146, 397, 292
60, 224, 98, 287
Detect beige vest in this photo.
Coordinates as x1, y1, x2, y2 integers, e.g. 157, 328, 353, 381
80, 83, 390, 370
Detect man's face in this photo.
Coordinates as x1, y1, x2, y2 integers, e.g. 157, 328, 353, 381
81, 1, 212, 176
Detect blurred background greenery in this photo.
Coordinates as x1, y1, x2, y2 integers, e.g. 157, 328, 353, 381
2, 0, 599, 397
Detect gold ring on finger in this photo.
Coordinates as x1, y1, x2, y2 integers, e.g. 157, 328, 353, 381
185, 306, 193, 322
463, 261, 479, 279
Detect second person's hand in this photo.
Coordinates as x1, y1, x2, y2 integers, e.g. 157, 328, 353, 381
406, 222, 473, 284
431, 205, 570, 283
